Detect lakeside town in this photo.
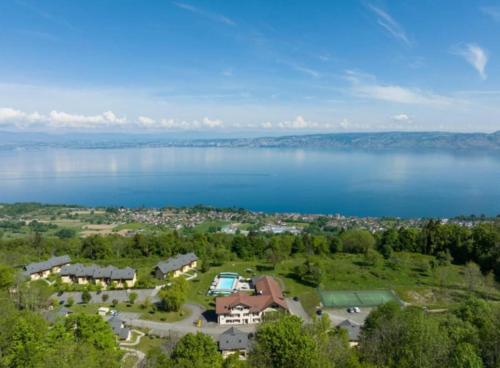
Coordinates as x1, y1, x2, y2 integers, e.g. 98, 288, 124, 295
0, 202, 495, 240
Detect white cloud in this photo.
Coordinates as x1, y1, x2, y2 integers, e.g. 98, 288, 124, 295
346, 70, 455, 106
273, 116, 338, 130
48, 110, 127, 128
453, 43, 488, 80
0, 107, 44, 124
202, 117, 224, 128
172, 1, 236, 26
392, 114, 411, 122
290, 64, 320, 78
137, 116, 156, 126
481, 6, 500, 22
367, 4, 411, 46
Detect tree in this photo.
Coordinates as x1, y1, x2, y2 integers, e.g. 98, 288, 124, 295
55, 228, 76, 239
159, 277, 189, 312
111, 298, 118, 307
170, 332, 222, 368
128, 292, 138, 305
0, 263, 15, 290
142, 296, 152, 310
248, 315, 320, 368
82, 290, 92, 304
52, 314, 119, 351
464, 262, 483, 292
66, 296, 74, 307
295, 258, 324, 287
340, 229, 375, 254
360, 304, 451, 368
102, 293, 109, 303
451, 343, 484, 368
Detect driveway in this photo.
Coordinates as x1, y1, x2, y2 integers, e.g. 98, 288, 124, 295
325, 307, 372, 326
286, 298, 311, 322
122, 304, 257, 338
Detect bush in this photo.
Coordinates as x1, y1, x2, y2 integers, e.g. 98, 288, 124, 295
66, 297, 74, 307
81, 290, 91, 304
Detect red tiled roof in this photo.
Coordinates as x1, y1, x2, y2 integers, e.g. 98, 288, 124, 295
215, 276, 288, 315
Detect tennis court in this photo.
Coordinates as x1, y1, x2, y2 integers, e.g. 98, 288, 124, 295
319, 290, 399, 308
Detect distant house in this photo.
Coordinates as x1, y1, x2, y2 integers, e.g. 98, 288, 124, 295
45, 306, 73, 324
218, 327, 251, 360
155, 252, 198, 279
23, 255, 71, 280
337, 319, 361, 347
60, 264, 136, 289
216, 276, 288, 325
108, 316, 131, 341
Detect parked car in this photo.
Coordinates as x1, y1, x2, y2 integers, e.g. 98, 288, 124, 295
293, 296, 299, 302
347, 307, 354, 313
354, 307, 361, 313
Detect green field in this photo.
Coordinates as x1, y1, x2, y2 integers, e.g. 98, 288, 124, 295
185, 252, 500, 315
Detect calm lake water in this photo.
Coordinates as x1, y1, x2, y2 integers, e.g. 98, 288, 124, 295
0, 147, 499, 217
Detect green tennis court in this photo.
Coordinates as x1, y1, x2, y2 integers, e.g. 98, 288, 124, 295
319, 290, 399, 308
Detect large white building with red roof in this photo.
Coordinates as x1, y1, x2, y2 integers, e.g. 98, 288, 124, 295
215, 276, 288, 325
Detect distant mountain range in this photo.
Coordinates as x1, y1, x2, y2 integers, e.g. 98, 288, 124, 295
1, 131, 499, 151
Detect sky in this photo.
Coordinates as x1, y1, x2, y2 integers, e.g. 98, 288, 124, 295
0, 0, 499, 136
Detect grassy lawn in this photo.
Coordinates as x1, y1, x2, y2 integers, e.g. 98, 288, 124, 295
68, 302, 191, 323
113, 222, 147, 232
122, 354, 138, 368
187, 252, 500, 316
135, 334, 169, 355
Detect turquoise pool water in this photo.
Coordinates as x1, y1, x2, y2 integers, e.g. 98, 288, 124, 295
217, 276, 237, 290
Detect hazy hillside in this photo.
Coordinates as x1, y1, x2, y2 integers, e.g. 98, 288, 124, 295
0, 131, 499, 151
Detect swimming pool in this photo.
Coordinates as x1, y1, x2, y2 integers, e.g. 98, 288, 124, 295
208, 273, 239, 295
217, 277, 237, 290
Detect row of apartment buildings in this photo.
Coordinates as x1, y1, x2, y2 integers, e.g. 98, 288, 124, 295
23, 256, 137, 288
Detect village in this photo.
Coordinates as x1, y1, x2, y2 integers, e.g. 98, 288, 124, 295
22, 251, 374, 363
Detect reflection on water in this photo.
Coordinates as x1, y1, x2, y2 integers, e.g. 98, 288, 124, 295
0, 147, 499, 217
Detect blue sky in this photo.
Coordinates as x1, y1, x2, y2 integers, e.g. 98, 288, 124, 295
0, 0, 499, 135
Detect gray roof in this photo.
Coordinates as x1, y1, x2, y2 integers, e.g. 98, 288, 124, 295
24, 255, 71, 275
338, 319, 361, 341
60, 264, 135, 280
156, 252, 198, 274
218, 327, 250, 351
45, 306, 73, 324
108, 316, 130, 340
110, 267, 135, 280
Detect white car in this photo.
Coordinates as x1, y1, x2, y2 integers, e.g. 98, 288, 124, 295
353, 307, 361, 313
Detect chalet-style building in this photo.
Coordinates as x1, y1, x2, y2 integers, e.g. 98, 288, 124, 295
60, 264, 136, 288
108, 316, 131, 341
216, 276, 288, 325
337, 319, 361, 347
155, 252, 198, 279
23, 255, 71, 280
218, 327, 252, 360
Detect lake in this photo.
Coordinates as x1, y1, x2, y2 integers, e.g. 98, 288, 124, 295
0, 147, 499, 217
